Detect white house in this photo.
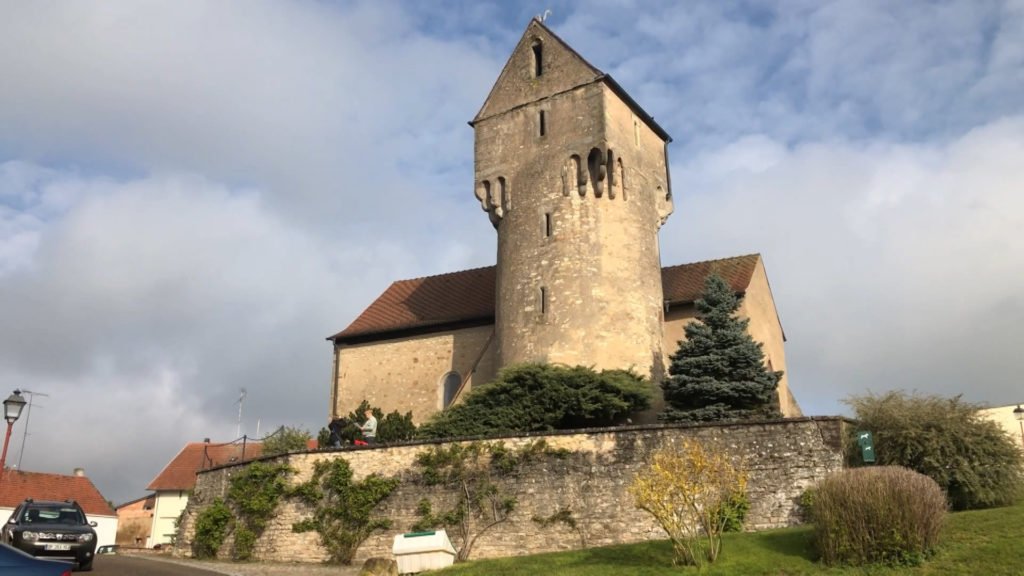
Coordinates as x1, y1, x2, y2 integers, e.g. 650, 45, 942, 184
145, 439, 263, 547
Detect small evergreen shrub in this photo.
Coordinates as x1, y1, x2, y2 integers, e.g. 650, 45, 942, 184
810, 466, 946, 567
660, 273, 783, 423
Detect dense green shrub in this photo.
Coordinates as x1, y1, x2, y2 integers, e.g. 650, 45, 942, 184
192, 498, 232, 559
846, 391, 1024, 510
418, 363, 651, 439
335, 400, 417, 444
810, 466, 946, 567
715, 491, 750, 533
261, 426, 312, 456
661, 273, 782, 423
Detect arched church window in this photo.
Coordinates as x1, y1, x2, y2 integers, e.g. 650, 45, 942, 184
441, 371, 461, 409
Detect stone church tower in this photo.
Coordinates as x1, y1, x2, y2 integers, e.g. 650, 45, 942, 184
471, 19, 675, 381
327, 19, 800, 423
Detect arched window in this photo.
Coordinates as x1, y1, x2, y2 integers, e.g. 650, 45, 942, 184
498, 176, 509, 213
587, 148, 605, 197
441, 372, 461, 409
606, 149, 616, 199
617, 158, 626, 200
532, 39, 544, 77
476, 180, 491, 209
562, 154, 584, 196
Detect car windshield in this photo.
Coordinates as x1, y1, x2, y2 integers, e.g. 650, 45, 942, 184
21, 505, 85, 525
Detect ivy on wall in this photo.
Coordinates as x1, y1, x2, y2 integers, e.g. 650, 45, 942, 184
191, 462, 294, 561
291, 458, 400, 565
412, 439, 569, 561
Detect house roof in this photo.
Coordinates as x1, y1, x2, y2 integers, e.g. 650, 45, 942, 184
330, 254, 761, 343
115, 493, 156, 511
0, 470, 115, 517
146, 441, 263, 491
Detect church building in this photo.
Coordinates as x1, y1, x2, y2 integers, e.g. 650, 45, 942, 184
328, 19, 801, 423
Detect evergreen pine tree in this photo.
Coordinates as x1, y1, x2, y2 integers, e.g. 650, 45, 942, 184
660, 273, 783, 422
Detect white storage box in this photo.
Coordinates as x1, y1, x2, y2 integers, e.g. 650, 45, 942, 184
392, 529, 457, 574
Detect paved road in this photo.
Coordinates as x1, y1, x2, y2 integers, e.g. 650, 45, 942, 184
91, 556, 229, 576
87, 555, 360, 576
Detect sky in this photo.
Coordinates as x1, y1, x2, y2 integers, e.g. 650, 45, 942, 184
0, 0, 1022, 505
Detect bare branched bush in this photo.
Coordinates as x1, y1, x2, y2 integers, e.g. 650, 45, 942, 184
811, 466, 946, 567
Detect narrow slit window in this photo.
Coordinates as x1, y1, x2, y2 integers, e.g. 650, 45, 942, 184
544, 212, 552, 237
540, 286, 548, 315
532, 41, 543, 77
539, 110, 546, 136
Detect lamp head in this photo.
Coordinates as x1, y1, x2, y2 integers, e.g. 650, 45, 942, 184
3, 390, 27, 424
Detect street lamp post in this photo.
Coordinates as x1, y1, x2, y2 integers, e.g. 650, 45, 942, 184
1013, 405, 1024, 449
1, 390, 27, 471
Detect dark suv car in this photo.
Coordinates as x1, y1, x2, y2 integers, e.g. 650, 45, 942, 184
1, 499, 97, 571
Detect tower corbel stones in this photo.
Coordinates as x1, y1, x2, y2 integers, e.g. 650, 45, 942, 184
470, 19, 674, 385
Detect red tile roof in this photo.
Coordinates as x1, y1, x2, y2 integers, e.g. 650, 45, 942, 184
330, 254, 760, 342
661, 254, 760, 306
0, 470, 115, 517
146, 441, 263, 492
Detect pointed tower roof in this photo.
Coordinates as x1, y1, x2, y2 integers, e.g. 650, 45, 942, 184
471, 18, 671, 142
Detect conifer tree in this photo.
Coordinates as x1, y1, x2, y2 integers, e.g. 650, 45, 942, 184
660, 273, 782, 422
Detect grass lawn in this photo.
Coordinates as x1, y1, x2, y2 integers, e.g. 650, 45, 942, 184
435, 502, 1024, 575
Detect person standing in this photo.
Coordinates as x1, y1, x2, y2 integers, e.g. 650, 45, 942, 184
360, 409, 378, 445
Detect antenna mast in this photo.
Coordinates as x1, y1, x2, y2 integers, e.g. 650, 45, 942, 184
236, 387, 247, 439
16, 389, 49, 470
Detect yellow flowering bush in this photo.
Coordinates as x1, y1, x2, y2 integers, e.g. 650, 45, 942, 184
629, 440, 747, 567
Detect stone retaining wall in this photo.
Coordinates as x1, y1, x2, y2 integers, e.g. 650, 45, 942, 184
175, 417, 851, 564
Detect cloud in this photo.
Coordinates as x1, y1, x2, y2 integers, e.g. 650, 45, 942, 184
665, 116, 1024, 414
0, 166, 357, 499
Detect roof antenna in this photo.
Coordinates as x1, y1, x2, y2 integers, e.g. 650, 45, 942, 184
236, 387, 247, 439
15, 389, 49, 470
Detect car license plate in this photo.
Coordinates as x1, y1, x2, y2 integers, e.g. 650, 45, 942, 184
45, 543, 71, 551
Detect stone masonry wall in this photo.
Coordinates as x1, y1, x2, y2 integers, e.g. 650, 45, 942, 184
176, 417, 850, 564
